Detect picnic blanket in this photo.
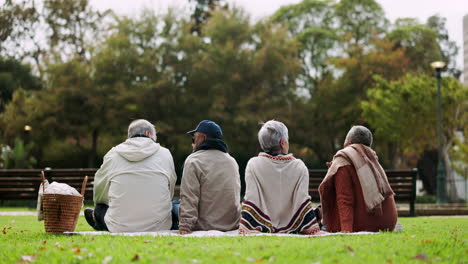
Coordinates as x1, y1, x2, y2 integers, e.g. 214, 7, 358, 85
65, 230, 378, 237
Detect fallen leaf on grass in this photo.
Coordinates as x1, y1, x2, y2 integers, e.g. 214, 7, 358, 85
74, 248, 81, 254
386, 259, 393, 264
402, 235, 416, 240
39, 247, 47, 251
268, 256, 275, 262
131, 254, 140, 261
343, 245, 354, 252
246, 257, 264, 262
418, 240, 434, 244
413, 253, 428, 261
42, 240, 47, 245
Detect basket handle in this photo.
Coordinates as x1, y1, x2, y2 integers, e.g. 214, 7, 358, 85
41, 170, 46, 192
81, 176, 88, 196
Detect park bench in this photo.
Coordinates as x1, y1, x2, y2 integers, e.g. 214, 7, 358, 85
308, 168, 417, 216
0, 169, 96, 201
1, 168, 417, 216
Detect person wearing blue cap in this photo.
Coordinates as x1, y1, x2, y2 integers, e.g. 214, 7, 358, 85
178, 120, 241, 234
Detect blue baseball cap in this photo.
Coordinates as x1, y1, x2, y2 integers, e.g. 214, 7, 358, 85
187, 120, 223, 139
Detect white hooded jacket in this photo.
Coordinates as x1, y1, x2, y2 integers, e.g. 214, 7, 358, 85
93, 137, 177, 232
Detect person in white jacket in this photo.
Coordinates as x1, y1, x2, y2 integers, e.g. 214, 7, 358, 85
84, 119, 177, 232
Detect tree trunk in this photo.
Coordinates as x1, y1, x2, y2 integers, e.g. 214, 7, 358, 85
443, 141, 459, 202
416, 150, 437, 195
388, 142, 400, 169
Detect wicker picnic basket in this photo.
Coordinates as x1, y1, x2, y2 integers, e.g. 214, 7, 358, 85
41, 171, 88, 233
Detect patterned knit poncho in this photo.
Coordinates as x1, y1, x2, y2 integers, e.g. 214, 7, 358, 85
239, 153, 320, 235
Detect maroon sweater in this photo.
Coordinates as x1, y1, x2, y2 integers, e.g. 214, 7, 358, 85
325, 165, 397, 232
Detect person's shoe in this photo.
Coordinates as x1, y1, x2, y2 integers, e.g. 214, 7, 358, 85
84, 208, 96, 228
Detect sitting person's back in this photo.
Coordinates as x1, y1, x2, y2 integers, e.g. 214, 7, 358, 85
178, 120, 241, 234
86, 119, 177, 232
239, 120, 320, 235
323, 164, 397, 232
319, 125, 397, 232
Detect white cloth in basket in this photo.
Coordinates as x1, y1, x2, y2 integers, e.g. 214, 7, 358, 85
45, 182, 81, 196
37, 181, 82, 221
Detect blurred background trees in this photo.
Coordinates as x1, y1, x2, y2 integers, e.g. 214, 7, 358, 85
0, 0, 466, 200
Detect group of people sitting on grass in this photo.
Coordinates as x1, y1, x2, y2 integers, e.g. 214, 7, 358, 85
84, 119, 397, 234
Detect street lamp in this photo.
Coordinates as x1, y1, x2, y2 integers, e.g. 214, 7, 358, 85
430, 61, 446, 204
24, 125, 32, 145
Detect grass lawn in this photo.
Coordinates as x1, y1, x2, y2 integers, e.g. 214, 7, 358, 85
0, 215, 466, 264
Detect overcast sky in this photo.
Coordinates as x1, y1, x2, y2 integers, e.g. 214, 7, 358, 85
89, 0, 467, 74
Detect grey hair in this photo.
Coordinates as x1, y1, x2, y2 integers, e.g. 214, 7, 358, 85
345, 125, 373, 147
258, 120, 289, 153
128, 119, 157, 141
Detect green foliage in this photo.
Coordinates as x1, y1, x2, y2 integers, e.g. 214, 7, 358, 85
0, 57, 41, 112
362, 74, 466, 154
387, 18, 441, 75
188, 0, 227, 34
0, 138, 36, 169
0, 0, 463, 185
0, 216, 466, 263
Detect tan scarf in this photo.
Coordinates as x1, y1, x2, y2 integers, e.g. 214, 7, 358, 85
319, 144, 394, 225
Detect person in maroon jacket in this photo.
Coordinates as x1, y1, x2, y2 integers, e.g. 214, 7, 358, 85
319, 125, 397, 233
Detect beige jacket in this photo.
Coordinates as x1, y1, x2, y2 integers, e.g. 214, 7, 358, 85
94, 137, 177, 232
179, 149, 241, 232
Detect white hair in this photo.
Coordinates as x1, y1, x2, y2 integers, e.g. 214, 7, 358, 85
258, 120, 289, 153
128, 119, 157, 141
345, 125, 373, 147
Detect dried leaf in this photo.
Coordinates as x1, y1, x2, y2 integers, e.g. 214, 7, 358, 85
2, 227, 6, 235
131, 254, 140, 262
402, 235, 416, 240
385, 259, 393, 264
343, 245, 354, 252
42, 240, 47, 245
256, 258, 265, 262
74, 248, 81, 254
413, 253, 428, 261
39, 247, 47, 251
268, 257, 276, 262
418, 240, 434, 244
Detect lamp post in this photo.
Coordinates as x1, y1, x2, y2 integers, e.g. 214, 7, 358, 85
24, 125, 32, 145
430, 61, 446, 204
